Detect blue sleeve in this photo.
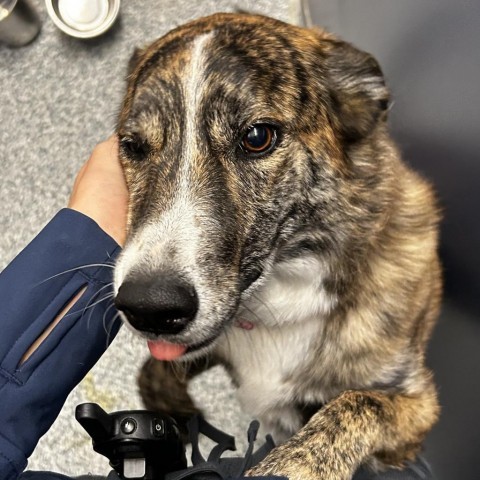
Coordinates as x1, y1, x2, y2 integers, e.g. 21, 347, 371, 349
0, 209, 122, 480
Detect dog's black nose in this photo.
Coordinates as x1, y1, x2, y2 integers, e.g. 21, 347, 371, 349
115, 275, 198, 335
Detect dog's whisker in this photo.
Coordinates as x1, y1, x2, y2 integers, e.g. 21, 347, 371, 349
36, 263, 115, 286
239, 303, 265, 327
222, 324, 234, 358
88, 281, 114, 297
172, 361, 188, 383
250, 292, 281, 327
84, 294, 115, 317
64, 283, 115, 319
104, 312, 122, 348
242, 296, 284, 365
85, 292, 115, 332
204, 351, 214, 372
45, 284, 115, 336
102, 301, 119, 332
81, 284, 114, 324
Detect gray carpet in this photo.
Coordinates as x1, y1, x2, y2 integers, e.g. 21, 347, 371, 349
0, 0, 301, 476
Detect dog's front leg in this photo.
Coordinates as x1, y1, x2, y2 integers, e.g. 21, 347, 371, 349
246, 387, 439, 480
138, 356, 218, 437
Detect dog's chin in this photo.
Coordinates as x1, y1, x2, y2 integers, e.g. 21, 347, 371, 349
175, 334, 219, 362
179, 339, 218, 362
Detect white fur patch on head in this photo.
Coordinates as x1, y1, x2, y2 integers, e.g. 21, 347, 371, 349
115, 32, 215, 295
183, 31, 214, 164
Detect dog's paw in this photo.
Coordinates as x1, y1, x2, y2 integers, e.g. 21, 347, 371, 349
246, 444, 316, 480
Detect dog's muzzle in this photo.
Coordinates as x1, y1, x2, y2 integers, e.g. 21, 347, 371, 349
115, 275, 199, 335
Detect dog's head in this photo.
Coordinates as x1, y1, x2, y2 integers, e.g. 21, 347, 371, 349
114, 13, 389, 360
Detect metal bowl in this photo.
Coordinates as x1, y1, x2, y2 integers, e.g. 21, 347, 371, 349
45, 0, 120, 38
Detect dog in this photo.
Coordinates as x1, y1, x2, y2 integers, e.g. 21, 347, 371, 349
113, 13, 442, 480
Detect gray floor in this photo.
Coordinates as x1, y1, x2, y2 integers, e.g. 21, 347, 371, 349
0, 1, 299, 476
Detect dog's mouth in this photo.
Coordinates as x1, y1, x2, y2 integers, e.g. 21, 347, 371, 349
147, 335, 217, 361
146, 318, 256, 361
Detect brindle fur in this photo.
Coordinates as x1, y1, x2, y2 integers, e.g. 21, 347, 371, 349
115, 13, 442, 480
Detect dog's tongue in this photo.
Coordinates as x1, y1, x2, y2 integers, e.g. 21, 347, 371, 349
147, 340, 187, 361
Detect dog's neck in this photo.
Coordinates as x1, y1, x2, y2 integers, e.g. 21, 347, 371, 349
237, 253, 335, 329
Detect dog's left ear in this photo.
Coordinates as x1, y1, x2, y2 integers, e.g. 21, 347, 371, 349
323, 36, 390, 142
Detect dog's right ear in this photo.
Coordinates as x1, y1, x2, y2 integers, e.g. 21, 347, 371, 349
127, 47, 145, 77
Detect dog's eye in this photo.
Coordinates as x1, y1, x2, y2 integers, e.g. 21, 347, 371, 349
241, 124, 277, 156
120, 136, 149, 160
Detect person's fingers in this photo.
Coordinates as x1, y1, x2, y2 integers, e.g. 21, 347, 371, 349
68, 135, 128, 246
91, 136, 119, 165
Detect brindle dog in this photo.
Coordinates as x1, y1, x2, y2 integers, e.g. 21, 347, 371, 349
113, 13, 442, 480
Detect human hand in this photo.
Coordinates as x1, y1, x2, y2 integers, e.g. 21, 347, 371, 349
68, 136, 129, 246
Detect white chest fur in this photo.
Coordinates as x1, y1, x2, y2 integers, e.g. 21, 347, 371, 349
215, 254, 336, 439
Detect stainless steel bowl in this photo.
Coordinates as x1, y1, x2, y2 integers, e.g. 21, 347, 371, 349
45, 0, 120, 38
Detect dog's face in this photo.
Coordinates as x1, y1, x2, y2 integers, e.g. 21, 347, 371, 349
114, 14, 389, 360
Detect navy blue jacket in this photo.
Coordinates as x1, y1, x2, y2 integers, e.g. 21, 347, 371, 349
0, 209, 121, 479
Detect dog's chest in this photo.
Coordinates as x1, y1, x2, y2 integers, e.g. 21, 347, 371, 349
216, 254, 334, 423
218, 321, 320, 416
